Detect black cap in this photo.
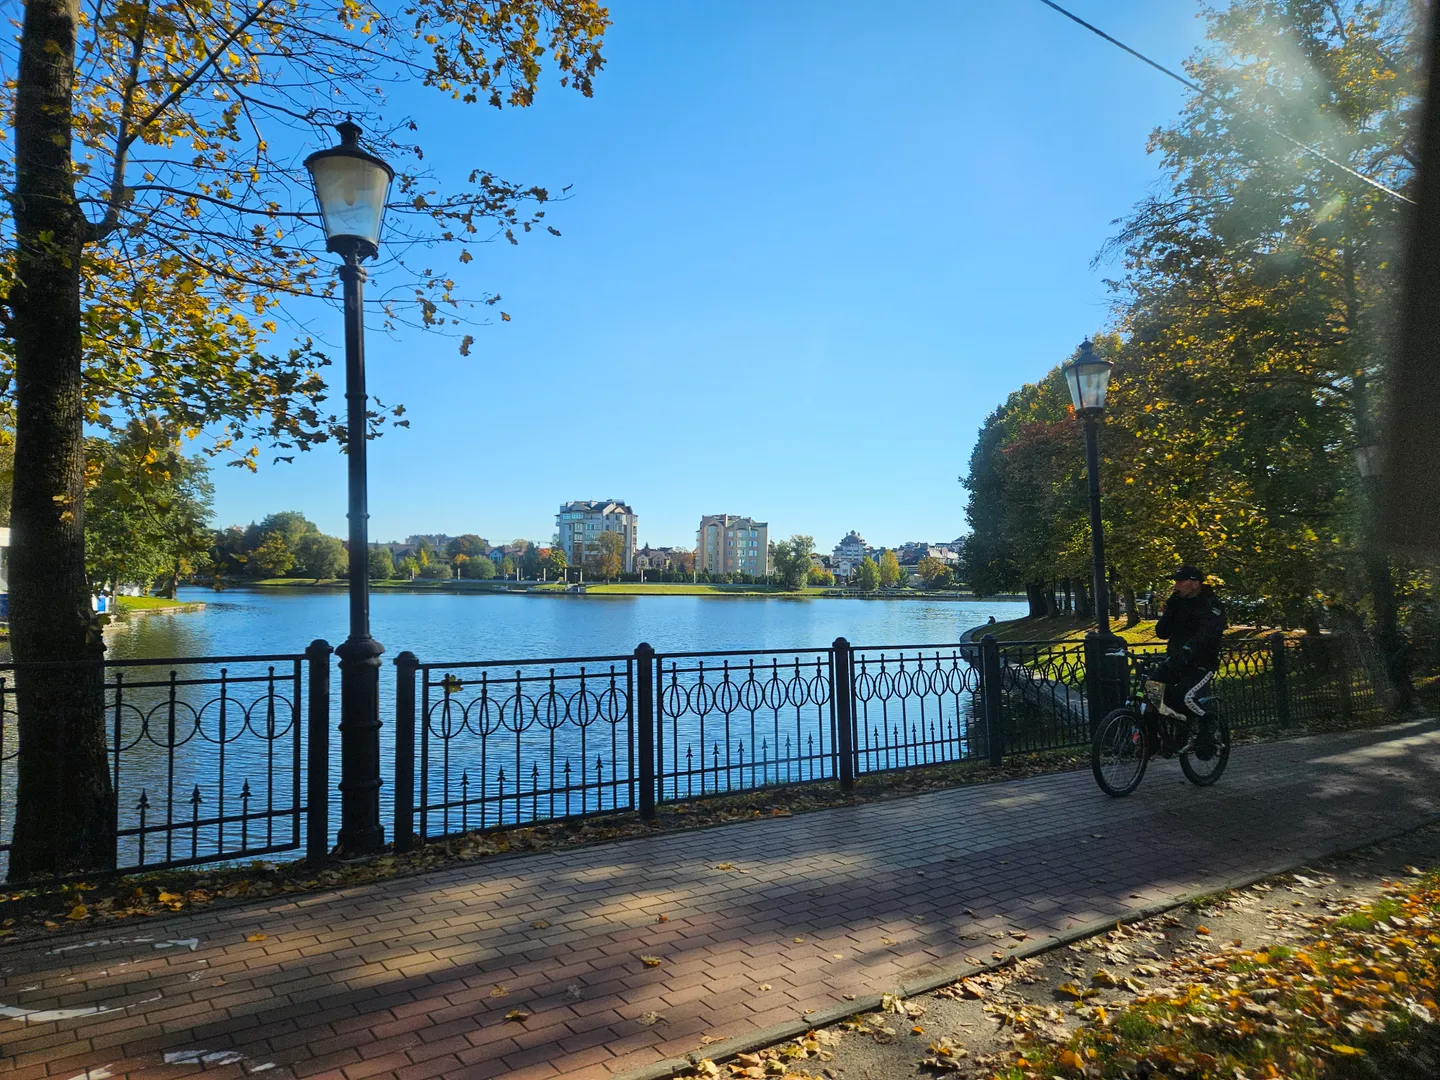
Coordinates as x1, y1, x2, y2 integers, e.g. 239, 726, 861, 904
1172, 565, 1204, 582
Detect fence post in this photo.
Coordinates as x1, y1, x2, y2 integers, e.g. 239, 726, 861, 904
305, 639, 333, 867
832, 637, 855, 792
635, 643, 656, 820
394, 652, 419, 853
981, 634, 1004, 765
1269, 632, 1291, 728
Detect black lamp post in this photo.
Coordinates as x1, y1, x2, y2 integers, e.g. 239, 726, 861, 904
305, 120, 394, 855
1062, 340, 1126, 727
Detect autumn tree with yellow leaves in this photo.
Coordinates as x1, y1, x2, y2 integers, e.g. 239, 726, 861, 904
963, 1, 1420, 644
1, 0, 609, 877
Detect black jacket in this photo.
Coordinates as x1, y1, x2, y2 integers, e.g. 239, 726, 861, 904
1155, 585, 1226, 669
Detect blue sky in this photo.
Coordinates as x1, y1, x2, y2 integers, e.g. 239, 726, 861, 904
211, 0, 1208, 552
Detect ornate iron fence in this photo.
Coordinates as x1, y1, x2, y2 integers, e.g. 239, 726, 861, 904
2, 629, 1393, 878
393, 652, 636, 848
848, 644, 985, 773
0, 644, 331, 877
994, 640, 1092, 753
653, 648, 835, 801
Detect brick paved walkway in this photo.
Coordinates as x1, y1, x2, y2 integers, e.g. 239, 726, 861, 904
4, 721, 1440, 1080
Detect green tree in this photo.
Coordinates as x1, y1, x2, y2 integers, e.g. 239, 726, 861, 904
917, 556, 955, 591
499, 556, 517, 578
420, 562, 453, 580
466, 555, 496, 580
807, 566, 836, 587
295, 533, 346, 580
85, 421, 215, 599
584, 532, 624, 581
879, 550, 904, 588
545, 546, 568, 578
855, 556, 881, 593
771, 535, 816, 590
368, 546, 395, 581
446, 534, 490, 560
397, 556, 421, 581
251, 534, 296, 578
519, 542, 541, 580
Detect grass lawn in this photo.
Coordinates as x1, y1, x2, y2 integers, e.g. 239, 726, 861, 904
115, 595, 203, 612
981, 614, 1280, 645
544, 583, 829, 597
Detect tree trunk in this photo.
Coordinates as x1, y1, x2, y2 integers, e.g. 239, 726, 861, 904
1124, 587, 1139, 629
1026, 581, 1046, 619
1062, 577, 1074, 615
6, 0, 115, 879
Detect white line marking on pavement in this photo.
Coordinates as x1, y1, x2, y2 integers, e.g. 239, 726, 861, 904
63, 1066, 114, 1079
0, 1002, 121, 1023
163, 1049, 276, 1071
154, 938, 200, 951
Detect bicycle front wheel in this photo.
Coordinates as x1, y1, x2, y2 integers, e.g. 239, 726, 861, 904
1092, 708, 1149, 797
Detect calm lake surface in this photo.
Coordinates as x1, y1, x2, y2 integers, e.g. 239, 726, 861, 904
102, 587, 1030, 662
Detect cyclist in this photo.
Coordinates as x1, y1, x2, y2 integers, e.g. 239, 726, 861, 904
1151, 566, 1226, 749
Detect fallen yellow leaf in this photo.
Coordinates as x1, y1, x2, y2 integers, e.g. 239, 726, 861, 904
640, 954, 663, 967
504, 1008, 530, 1023
245, 932, 266, 942
67, 903, 88, 921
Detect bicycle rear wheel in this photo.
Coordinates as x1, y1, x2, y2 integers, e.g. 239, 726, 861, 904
1180, 713, 1230, 786
1092, 708, 1149, 797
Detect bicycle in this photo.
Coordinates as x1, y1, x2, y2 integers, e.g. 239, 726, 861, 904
1090, 674, 1230, 797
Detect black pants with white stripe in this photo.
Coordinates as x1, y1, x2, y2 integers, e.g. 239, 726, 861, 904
1159, 662, 1215, 718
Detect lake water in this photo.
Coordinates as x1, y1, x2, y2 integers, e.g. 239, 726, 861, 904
101, 587, 1029, 662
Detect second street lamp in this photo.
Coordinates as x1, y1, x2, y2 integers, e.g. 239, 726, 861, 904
1063, 339, 1127, 728
305, 120, 394, 855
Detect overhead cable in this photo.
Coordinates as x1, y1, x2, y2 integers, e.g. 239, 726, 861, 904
1034, 0, 1416, 206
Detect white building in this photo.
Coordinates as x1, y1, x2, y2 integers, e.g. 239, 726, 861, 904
831, 530, 873, 579
556, 501, 638, 572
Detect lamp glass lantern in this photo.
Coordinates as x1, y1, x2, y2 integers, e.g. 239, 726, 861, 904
304, 120, 394, 259
1063, 340, 1114, 415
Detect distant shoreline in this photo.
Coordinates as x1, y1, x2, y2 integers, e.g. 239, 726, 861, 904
203, 580, 1027, 603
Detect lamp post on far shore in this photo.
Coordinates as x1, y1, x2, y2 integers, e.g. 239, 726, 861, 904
1063, 339, 1126, 728
305, 119, 394, 856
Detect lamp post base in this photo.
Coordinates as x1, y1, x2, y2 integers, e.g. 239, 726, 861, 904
1085, 630, 1130, 734
336, 633, 386, 855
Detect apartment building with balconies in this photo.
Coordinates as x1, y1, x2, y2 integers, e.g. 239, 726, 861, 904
556, 501, 638, 572
697, 514, 769, 576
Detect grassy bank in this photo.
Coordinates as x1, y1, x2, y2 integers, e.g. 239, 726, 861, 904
532, 582, 826, 597
978, 614, 1281, 645
504, 582, 1011, 600
113, 596, 205, 615
236, 579, 1021, 601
